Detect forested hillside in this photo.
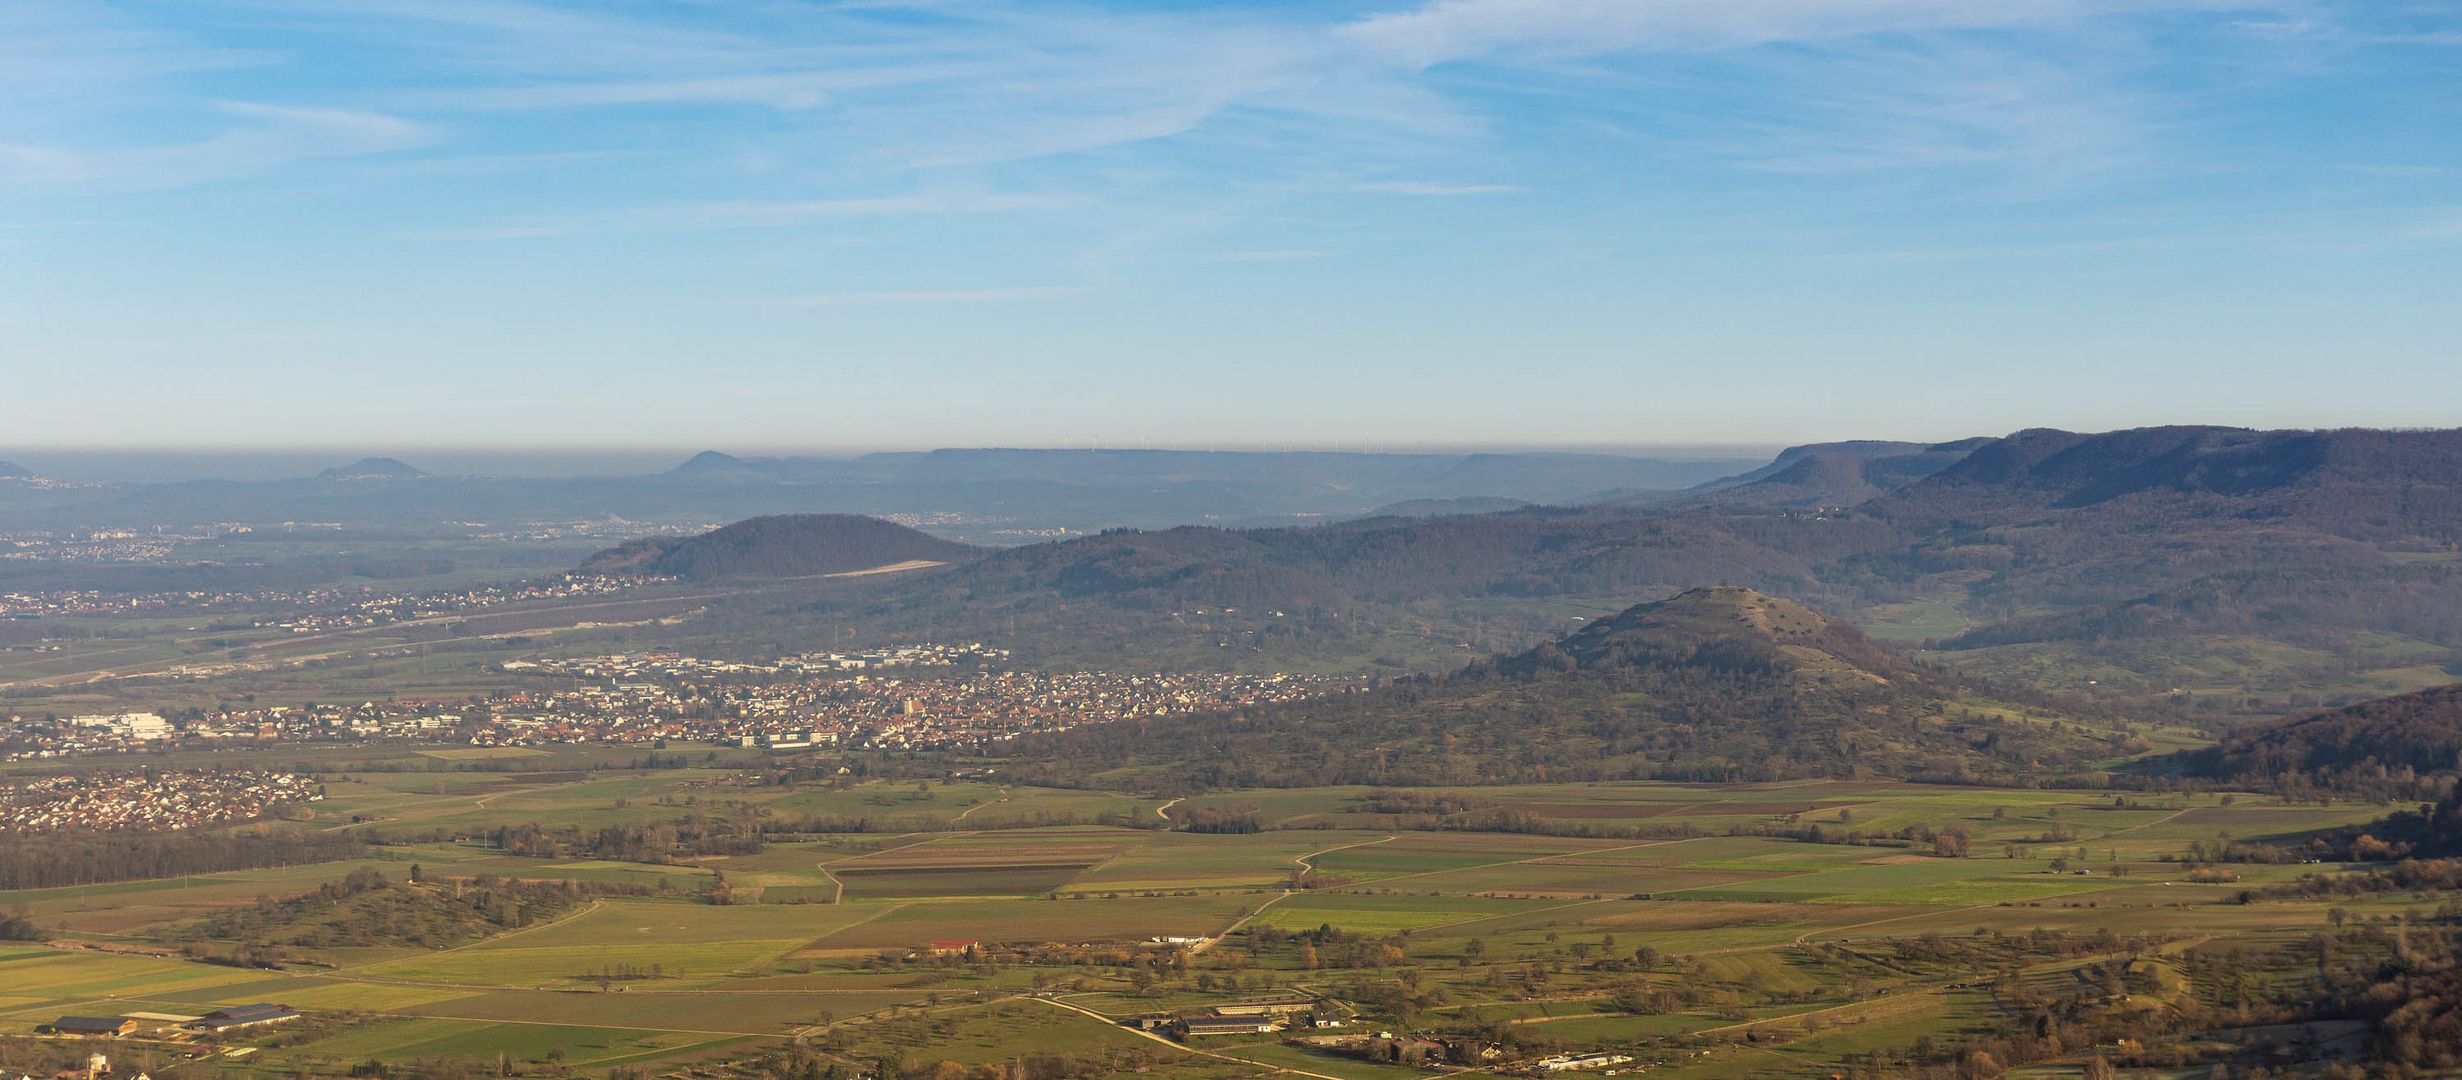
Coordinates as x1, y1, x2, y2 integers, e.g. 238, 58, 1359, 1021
2179, 683, 2462, 798
584, 514, 982, 580
1004, 587, 2130, 791
1645, 437, 1993, 509
803, 426, 2462, 717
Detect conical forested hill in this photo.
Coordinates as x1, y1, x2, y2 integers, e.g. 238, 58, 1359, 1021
1011, 587, 2121, 789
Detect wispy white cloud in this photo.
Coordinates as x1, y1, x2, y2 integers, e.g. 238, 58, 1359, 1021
0, 2, 272, 104
0, 102, 431, 192
236, 0, 774, 75
424, 65, 993, 112
4, 0, 2406, 244
1352, 180, 1521, 196
760, 285, 1096, 307
1205, 249, 1338, 263
1668, 42, 2146, 186
665, 192, 1076, 228
413, 190, 1078, 239
361, 148, 638, 177
15, 0, 2271, 202
1336, 0, 2264, 67
2368, 31, 2462, 46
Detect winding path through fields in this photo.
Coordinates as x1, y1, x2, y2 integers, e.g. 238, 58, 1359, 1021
1192, 835, 1398, 954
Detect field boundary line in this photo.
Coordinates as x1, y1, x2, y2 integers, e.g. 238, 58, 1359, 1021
796, 989, 991, 1038
790, 900, 907, 951
569, 1034, 748, 1070
821, 831, 978, 868
1296, 834, 1398, 875
1031, 997, 1348, 1080
364, 1006, 794, 1039
1419, 895, 1624, 935
2094, 803, 2199, 841
1191, 836, 1408, 954
1191, 835, 1399, 953
342, 897, 604, 973
951, 788, 1008, 823
1331, 834, 1691, 891
95, 994, 806, 1039
1691, 983, 1947, 1037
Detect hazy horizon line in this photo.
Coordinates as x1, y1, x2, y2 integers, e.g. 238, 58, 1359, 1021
1, 441, 1797, 459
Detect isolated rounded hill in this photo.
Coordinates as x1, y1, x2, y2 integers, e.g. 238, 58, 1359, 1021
1491, 585, 1923, 687
317, 457, 426, 480
583, 514, 982, 581
1015, 586, 2121, 789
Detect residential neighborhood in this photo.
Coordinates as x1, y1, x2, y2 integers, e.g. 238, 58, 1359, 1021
0, 770, 319, 833
1, 645, 1344, 760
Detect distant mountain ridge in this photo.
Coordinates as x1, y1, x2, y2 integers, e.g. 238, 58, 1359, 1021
878, 426, 2462, 625
318, 457, 426, 480
806, 425, 2462, 721
658, 446, 1756, 505
670, 450, 755, 476
1609, 438, 1991, 509
18, 425, 2462, 726
0, 446, 1764, 540
582, 514, 982, 580
0, 461, 31, 480
1873, 426, 2462, 518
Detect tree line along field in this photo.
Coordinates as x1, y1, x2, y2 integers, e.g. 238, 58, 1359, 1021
0, 765, 2437, 1080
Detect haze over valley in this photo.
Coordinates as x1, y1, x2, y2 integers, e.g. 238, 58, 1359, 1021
9, 1, 2462, 1077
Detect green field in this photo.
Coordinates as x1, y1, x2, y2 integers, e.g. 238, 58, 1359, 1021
0, 773, 2431, 1078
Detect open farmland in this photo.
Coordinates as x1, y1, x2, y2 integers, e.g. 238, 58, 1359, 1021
0, 768, 2437, 1079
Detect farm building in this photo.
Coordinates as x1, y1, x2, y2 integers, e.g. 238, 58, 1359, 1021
1212, 999, 1318, 1018
42, 1017, 136, 1037
186, 1004, 300, 1032
1172, 1012, 1280, 1038
1535, 1052, 1634, 1072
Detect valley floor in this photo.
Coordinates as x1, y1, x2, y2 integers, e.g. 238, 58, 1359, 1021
0, 769, 2437, 1079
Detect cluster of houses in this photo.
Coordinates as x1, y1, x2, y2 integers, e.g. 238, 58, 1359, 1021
1, 650, 1346, 762
0, 714, 176, 757
1127, 1000, 1652, 1075
0, 567, 655, 623
487, 665, 1337, 750
0, 771, 318, 832
265, 573, 662, 634
510, 642, 1007, 683
0, 530, 177, 565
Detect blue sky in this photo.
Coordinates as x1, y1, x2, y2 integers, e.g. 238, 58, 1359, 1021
3, 0, 2458, 451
